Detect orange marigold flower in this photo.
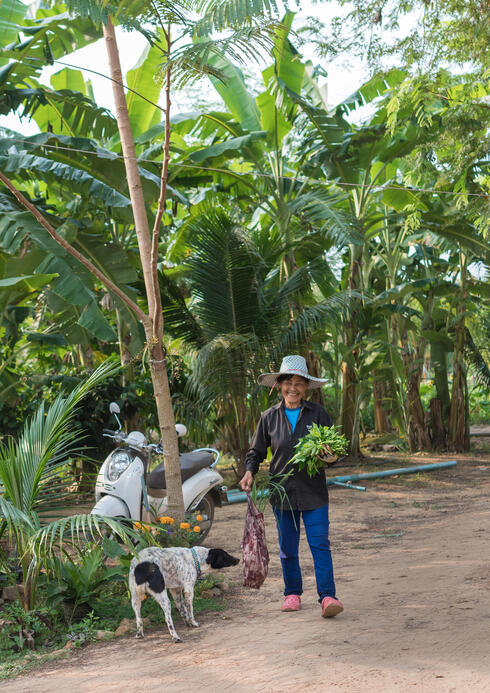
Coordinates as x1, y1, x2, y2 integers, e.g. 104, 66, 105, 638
180, 522, 191, 530
142, 524, 151, 531
193, 526, 201, 533
159, 516, 174, 525
133, 522, 142, 529
196, 515, 204, 522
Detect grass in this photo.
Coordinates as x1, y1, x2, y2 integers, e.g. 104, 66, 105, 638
0, 647, 74, 680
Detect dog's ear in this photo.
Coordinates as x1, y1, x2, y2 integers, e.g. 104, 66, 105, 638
206, 548, 240, 569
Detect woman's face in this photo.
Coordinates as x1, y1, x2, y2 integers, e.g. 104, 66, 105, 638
279, 375, 308, 408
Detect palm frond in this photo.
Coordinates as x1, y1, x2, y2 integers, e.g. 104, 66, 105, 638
289, 188, 364, 246
189, 332, 263, 397
29, 514, 137, 559
276, 291, 358, 354
183, 209, 263, 337
465, 327, 490, 390
161, 26, 276, 88
160, 270, 206, 348
0, 495, 34, 529
193, 0, 281, 35
1, 87, 118, 140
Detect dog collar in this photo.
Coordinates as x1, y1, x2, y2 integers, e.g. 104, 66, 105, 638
190, 547, 202, 579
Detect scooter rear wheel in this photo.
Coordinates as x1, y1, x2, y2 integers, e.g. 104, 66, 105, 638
191, 493, 215, 540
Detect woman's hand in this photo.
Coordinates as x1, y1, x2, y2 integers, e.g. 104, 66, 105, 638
317, 444, 334, 459
316, 444, 336, 465
239, 470, 254, 492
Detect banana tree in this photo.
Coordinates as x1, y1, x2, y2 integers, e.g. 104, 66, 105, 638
170, 13, 336, 283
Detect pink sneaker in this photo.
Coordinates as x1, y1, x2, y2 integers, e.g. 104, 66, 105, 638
321, 596, 344, 618
281, 595, 301, 611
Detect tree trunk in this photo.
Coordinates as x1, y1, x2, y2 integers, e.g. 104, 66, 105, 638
431, 340, 450, 423
373, 378, 390, 433
306, 350, 325, 407
341, 360, 361, 456
103, 19, 184, 518
402, 334, 431, 452
429, 398, 446, 450
341, 252, 362, 456
447, 326, 466, 451
448, 251, 469, 452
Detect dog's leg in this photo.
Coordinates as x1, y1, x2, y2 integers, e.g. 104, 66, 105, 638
169, 588, 191, 626
183, 586, 199, 628
131, 588, 145, 639
153, 590, 182, 643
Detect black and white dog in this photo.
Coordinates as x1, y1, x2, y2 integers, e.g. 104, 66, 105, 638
129, 546, 239, 642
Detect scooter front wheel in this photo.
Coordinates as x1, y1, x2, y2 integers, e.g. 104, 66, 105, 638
191, 492, 215, 541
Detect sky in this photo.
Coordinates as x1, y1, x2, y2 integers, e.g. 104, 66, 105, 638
1, 0, 370, 136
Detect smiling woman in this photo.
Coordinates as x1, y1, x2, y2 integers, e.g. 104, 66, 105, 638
239, 355, 344, 619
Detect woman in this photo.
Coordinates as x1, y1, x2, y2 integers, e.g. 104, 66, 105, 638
240, 355, 343, 617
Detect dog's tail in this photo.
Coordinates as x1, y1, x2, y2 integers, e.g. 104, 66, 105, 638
134, 561, 166, 593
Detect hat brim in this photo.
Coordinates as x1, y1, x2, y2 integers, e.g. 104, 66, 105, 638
257, 371, 328, 390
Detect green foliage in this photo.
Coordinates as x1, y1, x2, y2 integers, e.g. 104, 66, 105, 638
0, 0, 488, 470
45, 545, 125, 622
0, 361, 140, 611
290, 424, 348, 478
0, 602, 55, 653
305, 1, 490, 75
0, 360, 119, 515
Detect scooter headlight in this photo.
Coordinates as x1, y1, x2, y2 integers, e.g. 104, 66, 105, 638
106, 451, 131, 481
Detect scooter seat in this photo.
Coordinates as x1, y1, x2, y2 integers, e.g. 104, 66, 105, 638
146, 450, 215, 490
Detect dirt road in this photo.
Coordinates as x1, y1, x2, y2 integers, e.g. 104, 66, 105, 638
3, 452, 490, 693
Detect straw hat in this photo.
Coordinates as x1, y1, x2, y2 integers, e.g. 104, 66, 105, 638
257, 355, 328, 390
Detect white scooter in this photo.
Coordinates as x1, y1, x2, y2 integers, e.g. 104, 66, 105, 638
91, 402, 226, 539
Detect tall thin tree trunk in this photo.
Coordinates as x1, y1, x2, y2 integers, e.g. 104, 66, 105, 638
306, 350, 325, 407
341, 251, 362, 456
429, 398, 446, 450
431, 340, 451, 423
448, 252, 469, 451
401, 332, 431, 452
103, 19, 184, 518
373, 378, 390, 433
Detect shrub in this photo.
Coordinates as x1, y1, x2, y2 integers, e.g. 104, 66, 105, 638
45, 545, 125, 623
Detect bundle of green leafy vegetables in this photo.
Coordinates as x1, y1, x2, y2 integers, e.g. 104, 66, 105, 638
289, 424, 348, 477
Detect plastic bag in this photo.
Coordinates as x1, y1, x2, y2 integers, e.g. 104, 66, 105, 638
242, 492, 269, 589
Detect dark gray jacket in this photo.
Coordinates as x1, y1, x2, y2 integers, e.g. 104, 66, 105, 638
245, 399, 332, 511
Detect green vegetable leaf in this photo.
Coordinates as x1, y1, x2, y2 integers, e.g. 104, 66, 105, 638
289, 424, 348, 477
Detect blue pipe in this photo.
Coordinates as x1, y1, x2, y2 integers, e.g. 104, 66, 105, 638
329, 460, 457, 483
226, 489, 268, 504
330, 480, 366, 491
225, 460, 457, 504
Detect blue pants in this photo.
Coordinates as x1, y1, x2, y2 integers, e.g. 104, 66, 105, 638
273, 503, 336, 602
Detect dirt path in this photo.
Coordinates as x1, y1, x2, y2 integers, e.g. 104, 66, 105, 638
4, 452, 490, 693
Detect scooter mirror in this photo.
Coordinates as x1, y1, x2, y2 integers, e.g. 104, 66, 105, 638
175, 423, 187, 438
109, 402, 121, 415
